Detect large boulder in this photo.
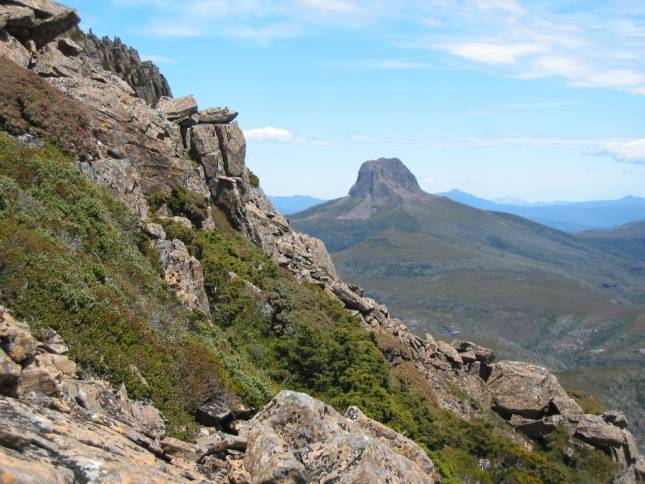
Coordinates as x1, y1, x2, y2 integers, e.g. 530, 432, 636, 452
0, 0, 80, 47
485, 361, 580, 419
0, 307, 37, 363
241, 390, 439, 483
158, 95, 198, 121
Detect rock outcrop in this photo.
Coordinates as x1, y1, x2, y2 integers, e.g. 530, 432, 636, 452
0, 307, 439, 483
240, 391, 439, 483
80, 30, 172, 106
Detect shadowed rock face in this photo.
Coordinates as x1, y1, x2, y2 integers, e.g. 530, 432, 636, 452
349, 157, 425, 199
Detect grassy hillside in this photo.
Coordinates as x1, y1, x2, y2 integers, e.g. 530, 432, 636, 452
578, 221, 645, 263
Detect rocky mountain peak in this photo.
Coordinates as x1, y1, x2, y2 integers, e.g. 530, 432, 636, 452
349, 157, 424, 199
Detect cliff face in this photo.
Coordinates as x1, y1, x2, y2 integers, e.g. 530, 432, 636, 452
0, 1, 644, 482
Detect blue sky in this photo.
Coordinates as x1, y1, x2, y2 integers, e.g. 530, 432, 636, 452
66, 0, 645, 202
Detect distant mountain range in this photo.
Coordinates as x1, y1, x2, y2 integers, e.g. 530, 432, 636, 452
291, 158, 645, 442
269, 195, 327, 215
437, 189, 645, 233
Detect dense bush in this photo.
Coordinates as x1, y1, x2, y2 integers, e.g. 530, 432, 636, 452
148, 186, 210, 227
0, 134, 224, 436
0, 58, 94, 159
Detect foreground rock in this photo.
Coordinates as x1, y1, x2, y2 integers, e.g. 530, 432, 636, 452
0, 308, 441, 483
240, 391, 439, 483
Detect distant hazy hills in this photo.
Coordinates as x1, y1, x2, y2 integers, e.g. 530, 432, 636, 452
438, 189, 645, 233
579, 221, 645, 263
270, 195, 327, 215
290, 157, 645, 442
291, 157, 645, 365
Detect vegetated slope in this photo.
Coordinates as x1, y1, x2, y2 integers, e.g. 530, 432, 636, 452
269, 195, 327, 215
1, 134, 619, 483
291, 158, 645, 440
438, 189, 645, 233
578, 221, 645, 263
0, 50, 627, 481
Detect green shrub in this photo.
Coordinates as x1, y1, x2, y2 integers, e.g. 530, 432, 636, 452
249, 171, 260, 188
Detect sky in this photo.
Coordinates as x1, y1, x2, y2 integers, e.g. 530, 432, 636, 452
65, 0, 645, 202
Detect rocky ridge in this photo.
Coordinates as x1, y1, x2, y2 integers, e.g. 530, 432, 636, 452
0, 0, 643, 481
0, 307, 439, 482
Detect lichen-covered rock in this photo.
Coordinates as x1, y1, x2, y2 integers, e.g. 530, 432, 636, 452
192, 107, 238, 125
241, 390, 439, 483
0, 307, 37, 363
485, 360, 577, 419
78, 158, 150, 219
0, 348, 20, 395
156, 239, 210, 316
158, 95, 198, 121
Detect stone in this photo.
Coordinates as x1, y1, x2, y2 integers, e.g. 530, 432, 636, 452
241, 390, 438, 483
80, 32, 172, 106
573, 414, 628, 449
0, 308, 37, 363
436, 340, 464, 365
158, 95, 198, 121
550, 396, 583, 418
603, 410, 629, 429
190, 123, 220, 157
453, 340, 495, 364
18, 365, 59, 396
0, 32, 31, 67
192, 107, 238, 124
0, 348, 20, 395
345, 406, 438, 477
144, 222, 166, 240
32, 352, 77, 379
214, 123, 246, 177
155, 239, 210, 315
58, 37, 82, 57
485, 361, 574, 419
1, 0, 80, 47
36, 326, 69, 354
78, 158, 149, 219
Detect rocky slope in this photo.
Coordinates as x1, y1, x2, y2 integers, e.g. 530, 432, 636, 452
0, 1, 643, 482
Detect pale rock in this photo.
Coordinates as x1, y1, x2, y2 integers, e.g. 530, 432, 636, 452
190, 123, 220, 157
0, 32, 31, 67
214, 123, 246, 177
192, 107, 238, 125
485, 361, 572, 419
241, 390, 438, 483
453, 340, 495, 364
604, 410, 629, 429
78, 158, 150, 219
158, 95, 198, 121
57, 36, 82, 56
144, 222, 166, 240
0, 307, 37, 363
436, 340, 463, 365
156, 239, 210, 315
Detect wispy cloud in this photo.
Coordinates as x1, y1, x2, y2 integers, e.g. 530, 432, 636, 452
244, 127, 306, 144
597, 139, 645, 165
244, 126, 332, 146
140, 54, 176, 64
111, 0, 645, 95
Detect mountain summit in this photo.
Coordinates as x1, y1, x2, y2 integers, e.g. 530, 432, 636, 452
349, 158, 424, 199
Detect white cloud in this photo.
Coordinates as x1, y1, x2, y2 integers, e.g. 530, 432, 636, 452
140, 54, 176, 64
244, 127, 306, 144
442, 42, 546, 65
598, 139, 645, 165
